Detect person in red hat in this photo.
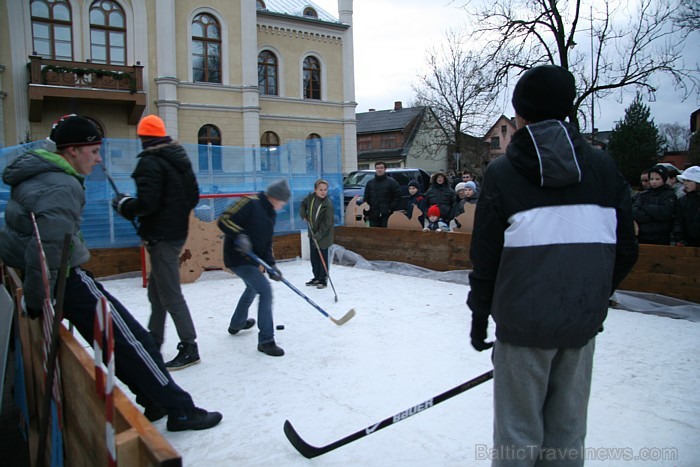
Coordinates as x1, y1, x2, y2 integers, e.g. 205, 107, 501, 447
112, 114, 202, 371
422, 204, 450, 232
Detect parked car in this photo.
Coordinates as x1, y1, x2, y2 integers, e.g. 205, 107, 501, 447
343, 168, 431, 212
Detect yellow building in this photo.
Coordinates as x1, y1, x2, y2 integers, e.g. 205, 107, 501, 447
0, 0, 358, 171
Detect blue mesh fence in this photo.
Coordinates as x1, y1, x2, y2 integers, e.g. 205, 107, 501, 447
1, 137, 344, 249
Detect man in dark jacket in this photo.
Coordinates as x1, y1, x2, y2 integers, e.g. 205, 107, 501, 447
113, 115, 201, 371
217, 179, 289, 357
467, 65, 638, 466
363, 161, 401, 227
2, 115, 221, 431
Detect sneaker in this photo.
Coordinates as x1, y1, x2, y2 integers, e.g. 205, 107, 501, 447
165, 342, 200, 371
167, 407, 223, 432
144, 404, 167, 422
228, 318, 256, 335
305, 278, 320, 286
257, 341, 285, 357
317, 281, 327, 289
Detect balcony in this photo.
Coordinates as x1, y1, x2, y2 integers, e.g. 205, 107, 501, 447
28, 55, 146, 124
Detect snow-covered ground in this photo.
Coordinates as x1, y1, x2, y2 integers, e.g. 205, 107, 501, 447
99, 258, 700, 466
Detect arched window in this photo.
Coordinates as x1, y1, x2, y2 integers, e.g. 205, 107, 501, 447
192, 13, 221, 83
198, 125, 222, 171
303, 7, 318, 18
256, 0, 266, 10
305, 133, 322, 172
31, 0, 73, 60
303, 56, 321, 100
258, 51, 278, 96
260, 131, 280, 172
89, 0, 126, 65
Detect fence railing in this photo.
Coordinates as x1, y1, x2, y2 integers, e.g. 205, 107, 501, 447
1, 137, 344, 248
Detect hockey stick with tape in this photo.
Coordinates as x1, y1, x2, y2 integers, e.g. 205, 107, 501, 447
284, 369, 493, 458
246, 250, 354, 325
32, 213, 72, 467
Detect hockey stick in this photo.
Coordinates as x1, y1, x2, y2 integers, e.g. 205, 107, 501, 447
246, 251, 355, 325
284, 369, 493, 458
103, 166, 138, 231
312, 236, 338, 302
32, 215, 72, 467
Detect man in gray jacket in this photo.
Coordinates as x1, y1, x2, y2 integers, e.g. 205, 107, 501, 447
0, 115, 221, 431
467, 66, 638, 466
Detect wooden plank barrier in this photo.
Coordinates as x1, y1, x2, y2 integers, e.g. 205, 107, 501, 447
3, 266, 181, 466
333, 227, 700, 304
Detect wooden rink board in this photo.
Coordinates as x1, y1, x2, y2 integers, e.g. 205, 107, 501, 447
3, 267, 181, 466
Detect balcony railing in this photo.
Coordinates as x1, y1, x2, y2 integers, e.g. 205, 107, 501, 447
28, 55, 146, 124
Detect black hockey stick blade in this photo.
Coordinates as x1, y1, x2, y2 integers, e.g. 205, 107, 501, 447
284, 369, 494, 458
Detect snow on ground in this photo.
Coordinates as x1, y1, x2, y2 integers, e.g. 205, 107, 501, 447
97, 258, 700, 466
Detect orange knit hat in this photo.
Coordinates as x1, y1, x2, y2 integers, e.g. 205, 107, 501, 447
137, 115, 167, 137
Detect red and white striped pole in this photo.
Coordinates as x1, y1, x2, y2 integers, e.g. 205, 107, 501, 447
94, 296, 116, 467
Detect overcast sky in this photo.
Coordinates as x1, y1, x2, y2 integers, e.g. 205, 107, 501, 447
314, 0, 699, 132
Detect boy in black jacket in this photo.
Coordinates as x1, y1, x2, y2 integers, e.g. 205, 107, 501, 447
467, 65, 638, 466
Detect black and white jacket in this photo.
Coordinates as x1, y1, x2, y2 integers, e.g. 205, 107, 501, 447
467, 120, 639, 349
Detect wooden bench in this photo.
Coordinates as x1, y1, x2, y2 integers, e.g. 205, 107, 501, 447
3, 266, 181, 466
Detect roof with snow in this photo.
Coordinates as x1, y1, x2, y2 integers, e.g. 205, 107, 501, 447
259, 0, 339, 23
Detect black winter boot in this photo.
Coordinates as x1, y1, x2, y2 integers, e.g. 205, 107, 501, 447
166, 407, 223, 432
228, 318, 256, 335
257, 340, 284, 357
165, 342, 200, 371
305, 278, 320, 286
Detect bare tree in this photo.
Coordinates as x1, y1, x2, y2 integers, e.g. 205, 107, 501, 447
658, 122, 692, 152
458, 0, 699, 131
412, 29, 499, 171
674, 2, 700, 30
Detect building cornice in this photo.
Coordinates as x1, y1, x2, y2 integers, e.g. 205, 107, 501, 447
257, 23, 343, 44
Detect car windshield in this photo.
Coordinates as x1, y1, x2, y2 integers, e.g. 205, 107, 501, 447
344, 172, 374, 187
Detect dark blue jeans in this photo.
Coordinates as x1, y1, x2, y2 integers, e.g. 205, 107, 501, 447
229, 264, 275, 344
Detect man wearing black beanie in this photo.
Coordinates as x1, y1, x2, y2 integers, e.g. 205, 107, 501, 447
467, 65, 639, 465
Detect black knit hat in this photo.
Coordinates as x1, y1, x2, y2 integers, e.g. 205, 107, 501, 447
408, 180, 419, 189
649, 164, 669, 183
52, 115, 102, 149
512, 65, 576, 122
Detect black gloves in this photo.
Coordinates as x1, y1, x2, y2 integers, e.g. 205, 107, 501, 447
470, 315, 494, 352
269, 265, 282, 281
112, 194, 135, 219
234, 234, 252, 255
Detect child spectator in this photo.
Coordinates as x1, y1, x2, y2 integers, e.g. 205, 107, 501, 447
672, 166, 700, 246
405, 180, 427, 225
423, 205, 450, 232
300, 179, 335, 289
463, 181, 479, 204
632, 164, 677, 245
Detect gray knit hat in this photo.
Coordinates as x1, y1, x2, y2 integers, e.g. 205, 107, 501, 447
266, 178, 291, 202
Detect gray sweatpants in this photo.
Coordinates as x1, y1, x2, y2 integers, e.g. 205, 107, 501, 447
491, 339, 595, 467
146, 239, 197, 345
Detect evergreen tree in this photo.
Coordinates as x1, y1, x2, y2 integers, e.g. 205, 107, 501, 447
607, 94, 665, 187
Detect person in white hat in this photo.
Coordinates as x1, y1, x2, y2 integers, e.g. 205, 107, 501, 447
672, 166, 700, 246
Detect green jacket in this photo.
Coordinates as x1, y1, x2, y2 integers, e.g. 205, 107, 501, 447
299, 192, 334, 249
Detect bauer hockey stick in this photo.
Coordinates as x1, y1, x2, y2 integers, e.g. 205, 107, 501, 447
284, 369, 494, 458
246, 251, 354, 325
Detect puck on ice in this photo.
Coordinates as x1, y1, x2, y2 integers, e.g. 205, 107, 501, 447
276, 324, 285, 330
